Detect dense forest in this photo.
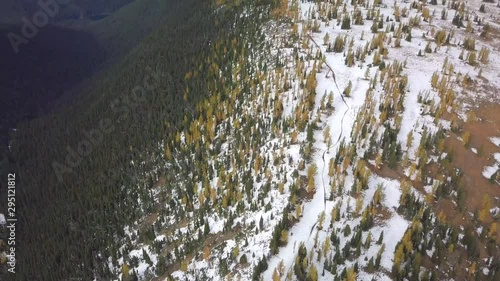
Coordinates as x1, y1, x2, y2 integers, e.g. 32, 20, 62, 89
0, 25, 106, 150
0, 0, 245, 279
0, 0, 134, 23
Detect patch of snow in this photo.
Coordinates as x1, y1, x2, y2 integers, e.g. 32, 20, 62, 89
490, 207, 500, 217
490, 137, 500, 147
494, 153, 500, 163
483, 165, 499, 180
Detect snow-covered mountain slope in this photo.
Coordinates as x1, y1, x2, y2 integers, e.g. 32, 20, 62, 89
104, 1, 500, 280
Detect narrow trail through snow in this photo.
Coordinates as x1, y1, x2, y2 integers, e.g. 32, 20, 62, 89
264, 30, 359, 281
305, 34, 352, 245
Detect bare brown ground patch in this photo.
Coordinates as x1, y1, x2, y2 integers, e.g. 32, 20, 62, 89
367, 101, 499, 232
460, 76, 500, 105
160, 218, 189, 236
153, 226, 243, 280
365, 157, 401, 181
373, 164, 401, 181
154, 176, 166, 188
426, 162, 446, 182
298, 175, 315, 200
420, 245, 473, 281
462, 103, 500, 158
435, 198, 468, 226
366, 161, 428, 195
482, 21, 500, 45
373, 206, 393, 225
141, 212, 159, 229
444, 103, 500, 216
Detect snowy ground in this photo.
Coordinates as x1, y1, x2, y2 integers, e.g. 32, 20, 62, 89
264, 0, 499, 279
112, 0, 500, 280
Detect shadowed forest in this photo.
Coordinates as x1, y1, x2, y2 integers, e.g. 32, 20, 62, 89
0, 25, 106, 148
